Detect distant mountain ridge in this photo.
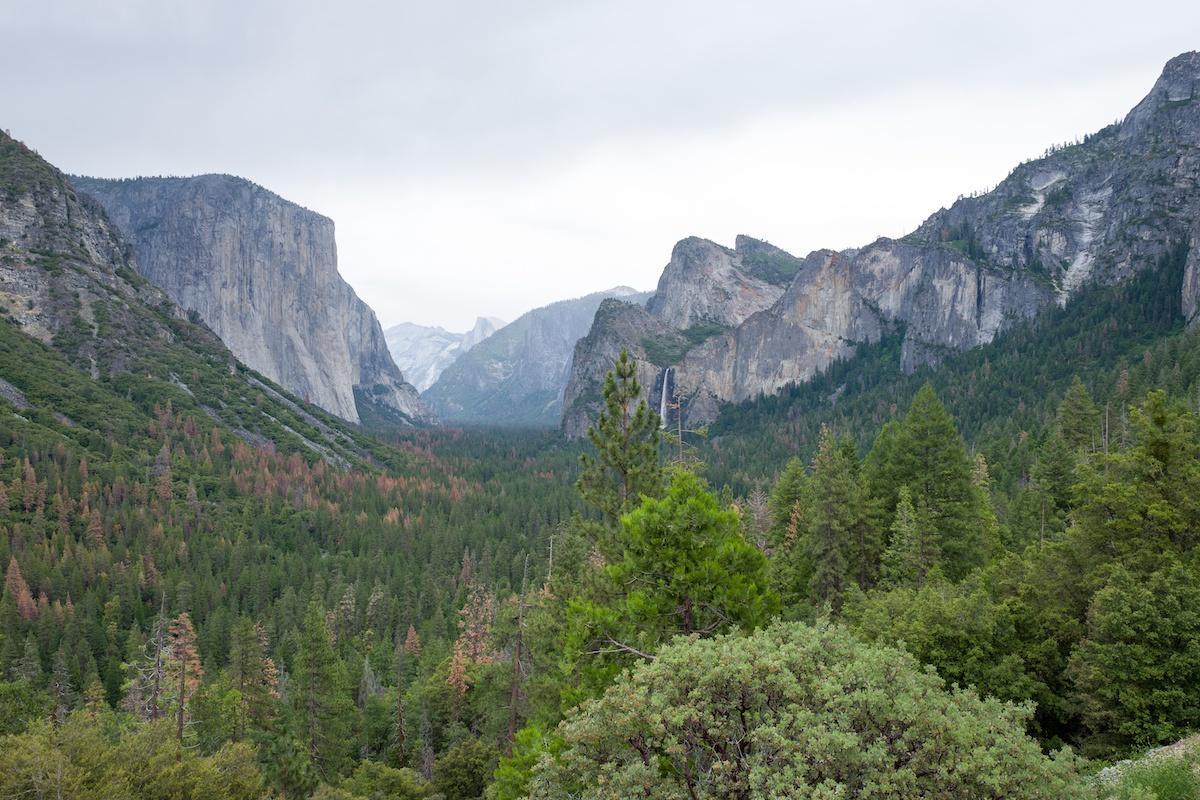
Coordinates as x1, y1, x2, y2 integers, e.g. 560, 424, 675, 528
385, 316, 505, 392
562, 51, 1200, 437
71, 174, 432, 427
425, 287, 649, 426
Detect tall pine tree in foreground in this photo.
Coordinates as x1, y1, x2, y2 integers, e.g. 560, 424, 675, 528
228, 617, 277, 740
576, 350, 663, 528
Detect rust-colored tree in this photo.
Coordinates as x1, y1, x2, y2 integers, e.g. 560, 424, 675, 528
167, 612, 203, 751
4, 556, 37, 621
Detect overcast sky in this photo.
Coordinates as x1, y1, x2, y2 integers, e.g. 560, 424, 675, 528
3, 2, 1198, 331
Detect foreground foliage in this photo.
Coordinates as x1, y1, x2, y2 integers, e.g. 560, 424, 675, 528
530, 622, 1090, 800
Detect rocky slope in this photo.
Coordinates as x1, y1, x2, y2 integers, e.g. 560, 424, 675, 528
426, 287, 648, 426
563, 51, 1200, 436
0, 130, 394, 466
72, 174, 432, 427
384, 316, 504, 392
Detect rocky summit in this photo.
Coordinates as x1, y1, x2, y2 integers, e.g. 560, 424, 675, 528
384, 316, 505, 392
562, 51, 1200, 437
72, 174, 432, 427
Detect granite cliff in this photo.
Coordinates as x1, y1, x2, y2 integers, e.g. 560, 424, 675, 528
426, 287, 649, 426
384, 316, 504, 392
72, 174, 431, 426
0, 130, 395, 465
563, 51, 1200, 436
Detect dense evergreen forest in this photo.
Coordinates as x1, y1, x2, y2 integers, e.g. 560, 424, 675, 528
4, 242, 1200, 797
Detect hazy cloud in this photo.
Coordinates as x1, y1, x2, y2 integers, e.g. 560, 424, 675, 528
3, 1, 1198, 329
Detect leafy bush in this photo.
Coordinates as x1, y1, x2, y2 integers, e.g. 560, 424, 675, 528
531, 621, 1090, 799
1102, 756, 1200, 800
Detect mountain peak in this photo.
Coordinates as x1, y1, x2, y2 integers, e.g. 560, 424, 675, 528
1120, 51, 1200, 143
73, 174, 432, 426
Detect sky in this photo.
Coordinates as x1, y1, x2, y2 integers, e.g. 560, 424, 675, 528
3, 2, 1199, 332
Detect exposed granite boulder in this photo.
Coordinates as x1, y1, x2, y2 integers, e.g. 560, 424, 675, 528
72, 174, 432, 426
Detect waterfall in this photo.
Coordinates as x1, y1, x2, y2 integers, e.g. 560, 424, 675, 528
659, 366, 672, 428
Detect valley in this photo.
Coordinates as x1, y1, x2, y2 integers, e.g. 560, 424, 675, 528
1, 34, 1199, 800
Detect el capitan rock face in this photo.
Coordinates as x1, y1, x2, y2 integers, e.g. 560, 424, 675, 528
563, 51, 1200, 436
72, 174, 432, 426
0, 130, 394, 465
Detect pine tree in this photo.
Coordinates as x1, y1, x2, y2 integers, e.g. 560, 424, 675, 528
83, 678, 108, 717
577, 351, 663, 528
4, 557, 37, 621
403, 625, 422, 658
619, 469, 776, 636
768, 457, 807, 545
505, 559, 530, 754
873, 384, 985, 580
970, 454, 1001, 560
1073, 391, 1200, 569
293, 602, 354, 779
842, 437, 882, 591
85, 510, 104, 547
1032, 432, 1077, 512
365, 583, 387, 640
447, 639, 471, 700
167, 612, 203, 749
802, 427, 862, 612
21, 459, 36, 512
1058, 376, 1100, 451
228, 617, 276, 740
863, 420, 903, 517
50, 646, 73, 725
15, 634, 42, 682
881, 487, 940, 588
391, 640, 408, 768
569, 470, 777, 697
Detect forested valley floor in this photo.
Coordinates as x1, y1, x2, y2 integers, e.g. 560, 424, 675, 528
4, 246, 1200, 798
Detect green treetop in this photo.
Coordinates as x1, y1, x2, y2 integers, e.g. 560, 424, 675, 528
868, 383, 987, 580
292, 603, 355, 780
1058, 376, 1101, 452
576, 351, 663, 528
881, 486, 940, 588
